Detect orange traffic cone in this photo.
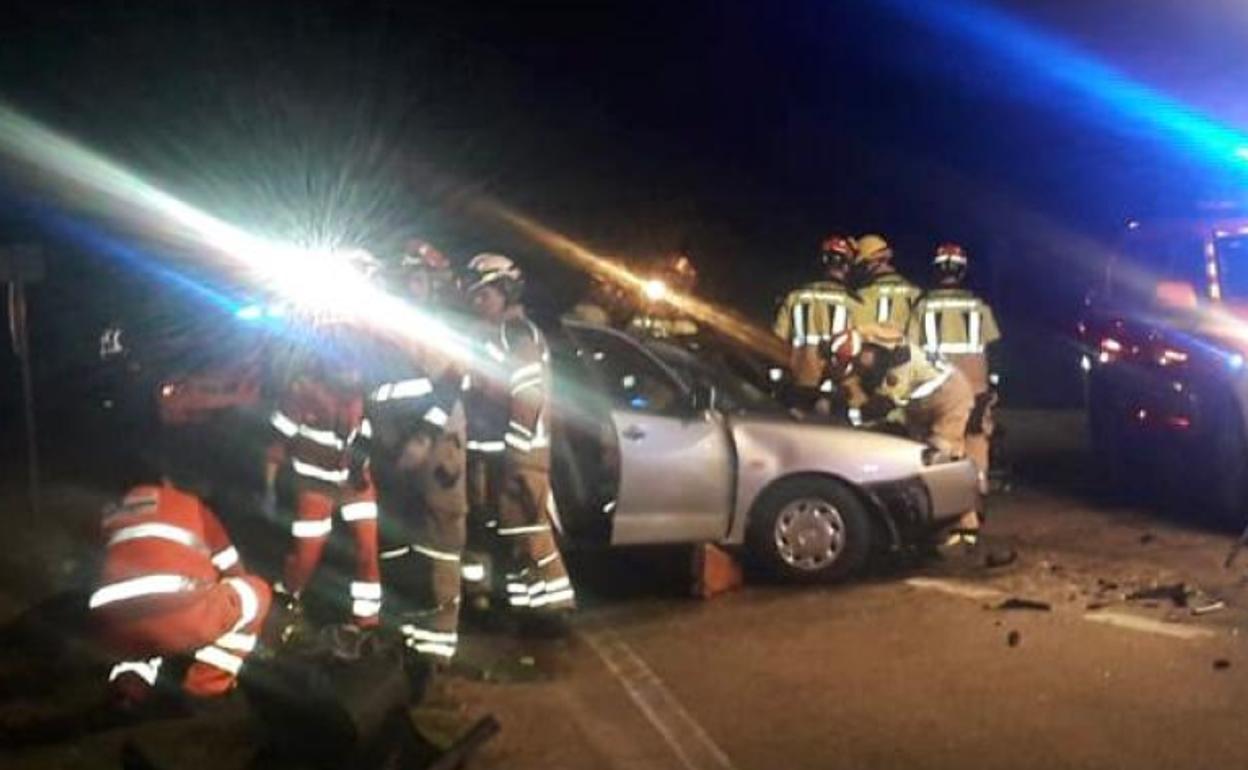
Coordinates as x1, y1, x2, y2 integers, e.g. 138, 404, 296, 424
691, 544, 744, 599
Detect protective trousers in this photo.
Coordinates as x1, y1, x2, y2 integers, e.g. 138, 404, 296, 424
377, 402, 468, 662
948, 353, 994, 493
96, 576, 271, 699
905, 368, 980, 531
283, 477, 381, 627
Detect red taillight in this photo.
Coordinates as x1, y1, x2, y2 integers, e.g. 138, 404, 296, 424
1101, 337, 1123, 353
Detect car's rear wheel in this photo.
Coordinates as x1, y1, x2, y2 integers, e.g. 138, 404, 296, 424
747, 478, 872, 583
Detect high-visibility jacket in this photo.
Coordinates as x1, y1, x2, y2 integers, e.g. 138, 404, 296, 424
91, 484, 243, 610
854, 272, 922, 332
909, 287, 1001, 392
269, 374, 370, 488
467, 311, 552, 474
774, 280, 864, 387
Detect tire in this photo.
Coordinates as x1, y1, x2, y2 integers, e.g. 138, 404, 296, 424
746, 477, 872, 583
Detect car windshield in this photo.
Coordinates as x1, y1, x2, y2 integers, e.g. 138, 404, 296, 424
646, 341, 786, 415
1112, 230, 1208, 307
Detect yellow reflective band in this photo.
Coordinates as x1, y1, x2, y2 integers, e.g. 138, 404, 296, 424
412, 543, 461, 562
411, 641, 456, 658
400, 625, 459, 644
910, 367, 954, 401
498, 523, 550, 536
925, 311, 938, 348
877, 297, 891, 323
108, 657, 163, 686
215, 632, 258, 653
340, 501, 378, 521
467, 440, 505, 453
832, 305, 848, 334
291, 518, 333, 538
295, 424, 345, 450
969, 311, 982, 348
537, 551, 561, 568
380, 545, 410, 560
291, 459, 349, 484
270, 411, 298, 437
107, 522, 203, 551
352, 599, 382, 618
461, 563, 487, 582
424, 406, 449, 427
505, 432, 533, 452
359, 418, 373, 439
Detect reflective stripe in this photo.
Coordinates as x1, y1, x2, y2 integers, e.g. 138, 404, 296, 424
511, 378, 543, 396
537, 551, 561, 568
424, 406, 449, 427
291, 518, 332, 538
351, 581, 382, 600
505, 433, 533, 452
461, 563, 487, 582
89, 574, 197, 609
461, 374, 473, 392
924, 311, 938, 349
340, 501, 378, 521
211, 546, 240, 571
877, 297, 891, 323
848, 408, 863, 426
380, 545, 411, 560
412, 641, 457, 659
412, 543, 461, 562
544, 576, 571, 592
216, 632, 258, 653
291, 459, 349, 484
969, 311, 982, 349
509, 420, 534, 439
467, 440, 506, 453
819, 379, 834, 393
484, 342, 507, 363
400, 625, 459, 644
832, 305, 848, 334
194, 645, 243, 676
935, 342, 984, 355
353, 599, 382, 618
296, 424, 345, 450
792, 302, 805, 345
225, 577, 261, 629
498, 523, 550, 536
510, 363, 543, 384
373, 378, 434, 402
910, 367, 954, 401
107, 523, 202, 551
923, 298, 979, 310
270, 411, 299, 437
109, 657, 163, 686
359, 418, 373, 439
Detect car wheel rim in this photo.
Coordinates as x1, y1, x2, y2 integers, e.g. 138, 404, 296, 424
774, 497, 845, 571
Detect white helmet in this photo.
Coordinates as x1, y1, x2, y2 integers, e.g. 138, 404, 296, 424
463, 252, 524, 301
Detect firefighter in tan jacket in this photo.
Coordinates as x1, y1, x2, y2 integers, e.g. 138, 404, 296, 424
827, 325, 981, 544
909, 243, 1001, 492
853, 234, 922, 332
774, 235, 864, 387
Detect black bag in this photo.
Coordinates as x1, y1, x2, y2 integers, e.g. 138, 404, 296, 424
241, 626, 413, 768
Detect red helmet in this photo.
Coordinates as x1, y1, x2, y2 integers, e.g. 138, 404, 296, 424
820, 234, 856, 272
933, 242, 969, 284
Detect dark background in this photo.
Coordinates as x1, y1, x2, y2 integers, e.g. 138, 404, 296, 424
2, 0, 1247, 472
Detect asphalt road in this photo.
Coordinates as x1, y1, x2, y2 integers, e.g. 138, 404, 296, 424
6, 409, 1248, 769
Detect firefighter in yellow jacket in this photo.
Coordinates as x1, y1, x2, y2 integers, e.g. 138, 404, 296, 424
853, 234, 921, 332
773, 234, 864, 388
909, 243, 1001, 493
827, 325, 981, 544
462, 253, 576, 617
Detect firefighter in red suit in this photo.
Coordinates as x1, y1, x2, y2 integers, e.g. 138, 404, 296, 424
90, 482, 272, 702
265, 337, 381, 628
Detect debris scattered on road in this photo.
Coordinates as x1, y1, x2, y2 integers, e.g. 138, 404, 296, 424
1213, 659, 1231, 671
983, 548, 1018, 569
1139, 533, 1156, 545
1127, 583, 1189, 607
1191, 600, 1226, 616
1007, 630, 1021, 647
996, 597, 1051, 612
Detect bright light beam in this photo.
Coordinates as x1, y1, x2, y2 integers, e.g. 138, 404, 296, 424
0, 101, 475, 366
879, 0, 1248, 171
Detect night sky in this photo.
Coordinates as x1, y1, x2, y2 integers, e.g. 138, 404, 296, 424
2, 0, 1247, 427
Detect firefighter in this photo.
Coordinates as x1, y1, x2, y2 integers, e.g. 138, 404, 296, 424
910, 242, 1002, 493
628, 252, 700, 339
853, 234, 921, 332
827, 325, 981, 543
400, 238, 456, 302
370, 245, 470, 665
462, 253, 576, 618
774, 234, 864, 388
264, 251, 382, 629
90, 447, 272, 706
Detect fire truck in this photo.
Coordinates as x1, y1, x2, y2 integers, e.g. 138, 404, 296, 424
1080, 210, 1248, 521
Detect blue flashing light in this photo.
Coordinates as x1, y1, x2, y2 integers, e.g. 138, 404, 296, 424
879, 0, 1248, 172
1229, 353, 1244, 371
235, 304, 264, 321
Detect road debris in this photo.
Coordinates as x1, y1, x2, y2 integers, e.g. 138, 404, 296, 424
1007, 630, 1021, 647
1190, 600, 1226, 616
1127, 583, 1189, 607
1138, 533, 1156, 545
996, 597, 1051, 612
1214, 659, 1232, 671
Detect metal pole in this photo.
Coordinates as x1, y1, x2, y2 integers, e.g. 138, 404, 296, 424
9, 281, 39, 516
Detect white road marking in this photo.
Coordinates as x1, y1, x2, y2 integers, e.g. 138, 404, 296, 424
906, 576, 1218, 641
582, 627, 738, 770
1083, 611, 1215, 640
905, 577, 1005, 602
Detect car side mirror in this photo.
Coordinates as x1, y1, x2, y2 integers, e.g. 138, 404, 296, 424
1155, 280, 1199, 311
690, 383, 718, 413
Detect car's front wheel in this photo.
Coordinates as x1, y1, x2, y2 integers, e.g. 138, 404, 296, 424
747, 478, 872, 583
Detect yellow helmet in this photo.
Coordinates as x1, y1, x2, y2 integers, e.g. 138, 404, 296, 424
856, 234, 893, 262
